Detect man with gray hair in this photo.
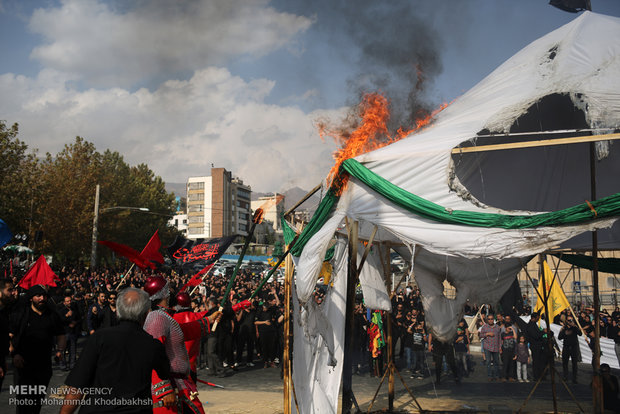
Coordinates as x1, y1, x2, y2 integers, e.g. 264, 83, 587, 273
61, 288, 171, 414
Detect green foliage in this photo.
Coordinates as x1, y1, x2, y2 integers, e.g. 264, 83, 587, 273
0, 122, 179, 264
0, 122, 39, 237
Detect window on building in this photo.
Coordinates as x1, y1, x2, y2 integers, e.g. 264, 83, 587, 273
182, 219, 187, 224
237, 188, 251, 199
188, 182, 204, 190
188, 216, 204, 223
188, 204, 204, 212
188, 193, 204, 201
188, 228, 203, 235
239, 224, 247, 232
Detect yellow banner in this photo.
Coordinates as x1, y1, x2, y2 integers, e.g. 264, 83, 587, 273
534, 260, 570, 320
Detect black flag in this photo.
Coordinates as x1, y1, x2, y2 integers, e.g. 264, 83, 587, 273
549, 0, 589, 13
166, 235, 236, 272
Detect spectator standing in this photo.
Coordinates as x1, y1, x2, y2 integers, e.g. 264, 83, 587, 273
10, 285, 65, 414
500, 324, 517, 381
600, 363, 620, 413
428, 332, 459, 385
235, 299, 256, 367
102, 291, 119, 328
0, 278, 17, 392
515, 334, 530, 382
410, 323, 427, 378
480, 313, 501, 381
205, 296, 225, 376
558, 316, 581, 384
255, 300, 277, 368
87, 291, 107, 334
454, 320, 470, 378
526, 312, 547, 380
57, 295, 81, 371
608, 318, 620, 368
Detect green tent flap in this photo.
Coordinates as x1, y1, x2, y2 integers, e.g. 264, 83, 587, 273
552, 253, 620, 274
281, 213, 335, 261
286, 159, 620, 257
341, 158, 620, 229
281, 214, 297, 246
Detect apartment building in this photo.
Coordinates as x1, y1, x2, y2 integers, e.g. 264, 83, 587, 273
185, 168, 251, 239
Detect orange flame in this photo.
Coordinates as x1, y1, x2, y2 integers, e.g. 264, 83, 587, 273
253, 208, 265, 225
253, 194, 284, 224
320, 92, 447, 195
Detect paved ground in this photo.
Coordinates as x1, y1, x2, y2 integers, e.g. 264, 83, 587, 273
2, 349, 611, 413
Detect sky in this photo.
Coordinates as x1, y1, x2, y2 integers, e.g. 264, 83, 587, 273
1, 0, 619, 193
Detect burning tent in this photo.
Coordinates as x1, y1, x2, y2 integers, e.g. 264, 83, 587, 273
290, 11, 620, 413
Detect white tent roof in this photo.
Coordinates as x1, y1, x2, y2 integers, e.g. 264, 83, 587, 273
293, 12, 620, 412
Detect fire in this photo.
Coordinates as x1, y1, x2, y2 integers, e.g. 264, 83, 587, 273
253, 194, 284, 225
320, 92, 447, 194
252, 208, 265, 225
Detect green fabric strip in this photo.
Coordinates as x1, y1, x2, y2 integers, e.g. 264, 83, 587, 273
288, 158, 620, 257
341, 158, 620, 229
552, 253, 620, 274
281, 215, 297, 245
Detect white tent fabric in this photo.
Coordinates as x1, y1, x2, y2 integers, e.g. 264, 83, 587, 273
358, 243, 392, 311
293, 12, 620, 413
292, 238, 347, 413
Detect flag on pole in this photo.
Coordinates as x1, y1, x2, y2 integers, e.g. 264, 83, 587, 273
534, 260, 571, 321
98, 240, 153, 269
167, 235, 235, 272
179, 263, 215, 292
19, 255, 59, 289
140, 230, 164, 266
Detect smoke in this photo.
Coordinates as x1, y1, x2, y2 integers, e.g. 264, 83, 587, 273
276, 0, 443, 133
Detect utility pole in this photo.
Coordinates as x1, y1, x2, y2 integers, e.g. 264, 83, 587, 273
90, 184, 100, 269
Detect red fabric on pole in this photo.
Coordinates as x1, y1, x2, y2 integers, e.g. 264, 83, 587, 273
140, 230, 164, 265
98, 240, 153, 269
18, 255, 59, 289
179, 264, 214, 292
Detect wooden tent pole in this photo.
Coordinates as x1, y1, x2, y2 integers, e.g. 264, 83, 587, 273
283, 224, 294, 414
283, 183, 322, 218
341, 221, 359, 414
382, 244, 395, 411
539, 254, 558, 414
590, 141, 604, 413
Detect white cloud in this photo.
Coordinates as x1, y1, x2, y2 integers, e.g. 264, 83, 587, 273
28, 0, 313, 88
0, 65, 343, 192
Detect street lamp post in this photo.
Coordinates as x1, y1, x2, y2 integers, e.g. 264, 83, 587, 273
90, 184, 149, 269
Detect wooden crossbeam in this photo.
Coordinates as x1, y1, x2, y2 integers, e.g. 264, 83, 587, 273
452, 132, 620, 154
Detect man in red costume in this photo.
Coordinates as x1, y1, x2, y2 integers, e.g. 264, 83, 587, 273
143, 276, 220, 414
172, 291, 206, 384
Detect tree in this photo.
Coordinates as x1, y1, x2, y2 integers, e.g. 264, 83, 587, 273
36, 137, 178, 264
0, 121, 39, 241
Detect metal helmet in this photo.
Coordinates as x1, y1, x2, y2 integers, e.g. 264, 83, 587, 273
176, 291, 191, 308
143, 275, 169, 301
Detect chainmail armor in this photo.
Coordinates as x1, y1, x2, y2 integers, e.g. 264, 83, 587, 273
144, 308, 190, 390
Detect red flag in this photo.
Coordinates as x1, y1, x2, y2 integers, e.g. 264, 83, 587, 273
19, 255, 59, 289
98, 240, 153, 269
179, 264, 214, 292
140, 230, 164, 265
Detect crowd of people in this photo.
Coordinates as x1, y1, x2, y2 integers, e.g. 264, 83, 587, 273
0, 259, 620, 412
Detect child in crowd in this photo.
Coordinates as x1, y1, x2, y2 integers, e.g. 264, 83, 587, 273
515, 334, 530, 382
410, 323, 427, 378
454, 320, 470, 378
500, 324, 517, 381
